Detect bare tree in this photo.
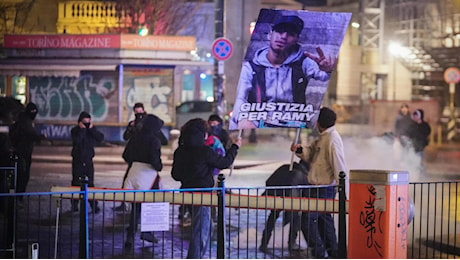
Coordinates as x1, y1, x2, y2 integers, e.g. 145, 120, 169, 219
109, 0, 207, 35
0, 0, 36, 37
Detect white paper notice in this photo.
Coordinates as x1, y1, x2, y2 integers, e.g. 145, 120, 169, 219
140, 202, 170, 232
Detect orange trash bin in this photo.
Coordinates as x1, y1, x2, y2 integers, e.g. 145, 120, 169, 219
348, 170, 409, 259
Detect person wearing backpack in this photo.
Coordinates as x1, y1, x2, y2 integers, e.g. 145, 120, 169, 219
230, 14, 337, 129
259, 160, 310, 253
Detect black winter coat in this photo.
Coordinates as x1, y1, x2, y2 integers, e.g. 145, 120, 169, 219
171, 144, 238, 188
407, 121, 431, 152
122, 114, 163, 171
172, 118, 239, 189
10, 112, 44, 158
71, 126, 104, 163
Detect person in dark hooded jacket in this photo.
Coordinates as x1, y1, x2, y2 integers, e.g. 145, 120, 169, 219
114, 103, 167, 212
9, 102, 46, 194
406, 109, 431, 170
208, 114, 231, 149
171, 118, 241, 259
122, 114, 164, 248
70, 111, 104, 212
259, 161, 310, 253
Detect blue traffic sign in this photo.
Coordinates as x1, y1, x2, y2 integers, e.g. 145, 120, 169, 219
212, 37, 233, 61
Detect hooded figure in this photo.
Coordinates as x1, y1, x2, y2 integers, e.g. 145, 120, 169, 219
115, 105, 168, 212
71, 111, 104, 166
171, 118, 240, 259
208, 114, 231, 149
122, 114, 164, 176
9, 102, 45, 194
77, 111, 91, 127
70, 111, 104, 212
172, 118, 239, 188
25, 102, 38, 120
122, 114, 165, 248
407, 109, 431, 153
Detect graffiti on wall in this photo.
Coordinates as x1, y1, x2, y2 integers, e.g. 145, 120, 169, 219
34, 123, 124, 142
123, 67, 173, 124
29, 73, 117, 122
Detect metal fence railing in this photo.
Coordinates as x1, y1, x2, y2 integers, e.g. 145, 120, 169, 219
408, 181, 460, 259
1, 169, 459, 259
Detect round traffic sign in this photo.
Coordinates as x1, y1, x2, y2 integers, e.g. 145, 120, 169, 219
444, 67, 460, 84
212, 37, 233, 61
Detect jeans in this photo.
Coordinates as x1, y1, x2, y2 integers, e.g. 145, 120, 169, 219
187, 205, 212, 259
302, 186, 338, 258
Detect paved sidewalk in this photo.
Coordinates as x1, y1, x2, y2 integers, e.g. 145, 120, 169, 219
32, 138, 289, 168
33, 137, 460, 167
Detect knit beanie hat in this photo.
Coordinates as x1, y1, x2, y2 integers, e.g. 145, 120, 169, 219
208, 114, 223, 124
78, 111, 91, 122
317, 107, 336, 129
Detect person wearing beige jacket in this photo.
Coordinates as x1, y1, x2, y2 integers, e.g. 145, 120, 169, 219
290, 106, 347, 258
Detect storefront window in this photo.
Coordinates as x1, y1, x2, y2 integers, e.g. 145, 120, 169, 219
123, 66, 174, 125
200, 72, 213, 101
12, 76, 27, 104
182, 73, 195, 102
0, 76, 5, 97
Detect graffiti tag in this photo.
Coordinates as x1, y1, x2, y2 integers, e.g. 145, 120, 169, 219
359, 185, 383, 257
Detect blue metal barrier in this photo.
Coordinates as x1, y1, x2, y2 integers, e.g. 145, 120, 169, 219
2, 174, 457, 259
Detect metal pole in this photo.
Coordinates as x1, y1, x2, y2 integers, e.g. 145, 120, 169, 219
54, 198, 61, 259
10, 157, 18, 258
447, 82, 456, 141
216, 173, 226, 259
338, 171, 347, 258
78, 176, 89, 259
214, 0, 224, 117
289, 128, 301, 171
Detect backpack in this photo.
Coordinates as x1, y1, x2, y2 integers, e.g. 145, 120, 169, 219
248, 55, 308, 103
263, 162, 309, 197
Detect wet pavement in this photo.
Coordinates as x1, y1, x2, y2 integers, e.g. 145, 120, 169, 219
16, 134, 460, 258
